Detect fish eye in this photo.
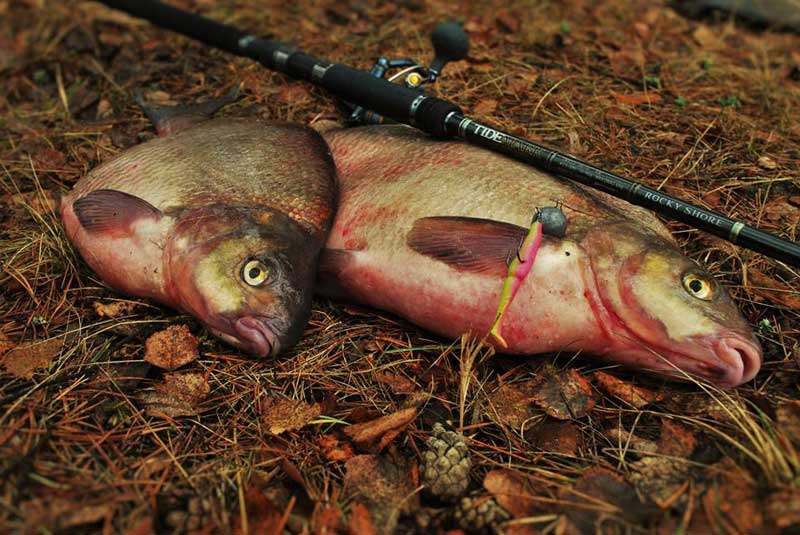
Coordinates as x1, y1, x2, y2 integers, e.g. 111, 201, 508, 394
682, 272, 715, 301
242, 259, 268, 286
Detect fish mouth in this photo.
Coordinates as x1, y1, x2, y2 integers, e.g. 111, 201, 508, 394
233, 317, 280, 357
711, 335, 762, 387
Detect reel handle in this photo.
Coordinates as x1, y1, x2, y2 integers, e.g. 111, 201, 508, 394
430, 21, 470, 75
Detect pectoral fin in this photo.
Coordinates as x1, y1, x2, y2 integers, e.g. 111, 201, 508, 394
406, 216, 527, 277
73, 189, 162, 235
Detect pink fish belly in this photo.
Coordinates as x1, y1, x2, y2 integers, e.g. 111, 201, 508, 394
322, 244, 607, 355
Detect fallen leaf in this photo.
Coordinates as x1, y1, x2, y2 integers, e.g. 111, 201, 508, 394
692, 25, 719, 48
2, 338, 62, 379
776, 400, 800, 448
231, 483, 284, 535
489, 382, 535, 429
343, 454, 419, 534
318, 434, 355, 462
701, 459, 762, 534
748, 269, 800, 309
279, 84, 312, 104
0, 332, 14, 358
93, 300, 137, 318
347, 502, 377, 535
484, 469, 550, 518
612, 91, 662, 106
564, 467, 659, 531
474, 98, 498, 115
144, 325, 198, 371
765, 489, 800, 531
375, 371, 416, 394
567, 129, 584, 155
593, 371, 663, 408
530, 366, 595, 420
763, 197, 800, 225
531, 421, 580, 456
496, 10, 520, 33
262, 397, 321, 435
343, 406, 417, 451
22, 496, 114, 532
758, 155, 778, 169
140, 371, 210, 418
5, 189, 59, 214
657, 420, 695, 457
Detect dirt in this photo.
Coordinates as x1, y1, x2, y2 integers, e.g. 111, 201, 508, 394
1, 0, 799, 533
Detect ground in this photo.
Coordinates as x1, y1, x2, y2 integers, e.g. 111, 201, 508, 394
1, 0, 799, 534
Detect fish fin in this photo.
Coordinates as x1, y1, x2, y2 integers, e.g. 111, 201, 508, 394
73, 189, 162, 235
136, 88, 240, 136
316, 249, 357, 299
407, 216, 527, 276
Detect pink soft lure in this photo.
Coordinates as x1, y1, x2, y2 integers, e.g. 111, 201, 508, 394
489, 220, 543, 347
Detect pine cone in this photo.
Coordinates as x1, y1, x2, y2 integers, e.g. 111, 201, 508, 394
421, 423, 471, 501
453, 495, 510, 534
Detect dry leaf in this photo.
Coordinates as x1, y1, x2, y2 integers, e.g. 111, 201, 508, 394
474, 98, 498, 115
343, 454, 419, 534
0, 332, 14, 358
279, 84, 312, 104
657, 420, 695, 457
489, 382, 535, 429
776, 400, 800, 448
6, 189, 59, 213
318, 434, 355, 462
343, 406, 417, 450
701, 459, 762, 534
93, 300, 137, 318
530, 366, 595, 420
758, 155, 778, 169
374, 371, 416, 394
144, 325, 198, 371
496, 10, 520, 32
347, 502, 377, 535
612, 91, 662, 106
22, 496, 114, 532
692, 24, 718, 48
2, 338, 62, 379
140, 371, 210, 418
484, 469, 549, 518
531, 421, 580, 455
231, 483, 284, 535
593, 371, 663, 408
765, 489, 800, 530
748, 269, 800, 309
262, 397, 321, 435
565, 467, 659, 530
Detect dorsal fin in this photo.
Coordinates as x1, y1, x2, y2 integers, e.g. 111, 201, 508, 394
136, 88, 239, 136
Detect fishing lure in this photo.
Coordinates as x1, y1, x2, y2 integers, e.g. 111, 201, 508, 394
489, 205, 567, 347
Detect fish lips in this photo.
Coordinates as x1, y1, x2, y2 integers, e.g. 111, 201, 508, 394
209, 317, 281, 357
234, 316, 281, 357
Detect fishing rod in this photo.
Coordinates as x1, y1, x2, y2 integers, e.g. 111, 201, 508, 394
96, 0, 800, 267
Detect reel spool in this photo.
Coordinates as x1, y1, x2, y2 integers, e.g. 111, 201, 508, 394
345, 21, 470, 126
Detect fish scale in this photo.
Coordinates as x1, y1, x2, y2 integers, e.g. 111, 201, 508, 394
319, 125, 762, 388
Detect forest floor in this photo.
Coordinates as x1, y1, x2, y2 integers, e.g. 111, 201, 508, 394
1, 0, 799, 533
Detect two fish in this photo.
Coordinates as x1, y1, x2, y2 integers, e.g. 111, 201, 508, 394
60, 105, 762, 387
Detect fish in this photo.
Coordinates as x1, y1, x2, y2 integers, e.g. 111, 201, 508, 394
61, 107, 337, 357
317, 125, 762, 387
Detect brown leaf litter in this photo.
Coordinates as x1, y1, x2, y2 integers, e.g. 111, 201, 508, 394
143, 324, 198, 371
1, 338, 63, 379
262, 397, 322, 435
139, 371, 210, 418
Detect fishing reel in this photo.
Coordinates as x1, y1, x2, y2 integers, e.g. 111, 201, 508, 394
345, 21, 470, 126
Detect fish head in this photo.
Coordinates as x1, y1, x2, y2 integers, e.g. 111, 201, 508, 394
583, 223, 761, 387
168, 206, 321, 357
